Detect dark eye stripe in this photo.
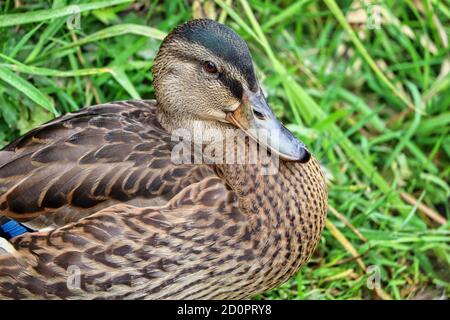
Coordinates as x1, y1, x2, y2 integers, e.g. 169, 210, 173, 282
218, 73, 243, 99
172, 51, 243, 99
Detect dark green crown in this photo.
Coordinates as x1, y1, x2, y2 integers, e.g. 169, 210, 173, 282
172, 19, 257, 91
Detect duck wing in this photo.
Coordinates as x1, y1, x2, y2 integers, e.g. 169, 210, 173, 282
0, 175, 247, 299
0, 100, 217, 230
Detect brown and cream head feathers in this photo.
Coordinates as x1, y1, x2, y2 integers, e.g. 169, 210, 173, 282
153, 19, 257, 125
153, 19, 310, 162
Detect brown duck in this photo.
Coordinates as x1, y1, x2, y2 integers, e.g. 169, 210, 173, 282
0, 19, 327, 299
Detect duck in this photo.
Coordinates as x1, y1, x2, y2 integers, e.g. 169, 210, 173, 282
0, 19, 327, 299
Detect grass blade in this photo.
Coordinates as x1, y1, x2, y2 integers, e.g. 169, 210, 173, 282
38, 24, 166, 61
0, 65, 57, 115
68, 24, 167, 45
0, 52, 112, 77
323, 0, 415, 110
110, 66, 141, 99
0, 0, 132, 28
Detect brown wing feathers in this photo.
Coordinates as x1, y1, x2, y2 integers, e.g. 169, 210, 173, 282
0, 100, 216, 229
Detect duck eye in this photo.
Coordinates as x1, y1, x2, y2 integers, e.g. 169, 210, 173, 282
203, 61, 218, 74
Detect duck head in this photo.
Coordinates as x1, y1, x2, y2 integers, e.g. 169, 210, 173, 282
152, 19, 310, 163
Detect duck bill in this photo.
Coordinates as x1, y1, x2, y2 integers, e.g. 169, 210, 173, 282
225, 90, 311, 163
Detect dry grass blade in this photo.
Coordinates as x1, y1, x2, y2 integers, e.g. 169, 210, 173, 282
322, 269, 358, 282
326, 219, 366, 271
326, 219, 393, 300
400, 192, 448, 226
329, 206, 368, 242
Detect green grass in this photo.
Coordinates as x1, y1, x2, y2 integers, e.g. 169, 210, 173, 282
0, 0, 449, 300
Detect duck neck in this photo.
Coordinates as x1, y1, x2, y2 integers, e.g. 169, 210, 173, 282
157, 107, 236, 145
214, 154, 327, 281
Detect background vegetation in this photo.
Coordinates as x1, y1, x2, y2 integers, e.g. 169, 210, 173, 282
0, 0, 449, 300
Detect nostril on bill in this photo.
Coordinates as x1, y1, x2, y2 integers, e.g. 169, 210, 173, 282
252, 108, 266, 120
